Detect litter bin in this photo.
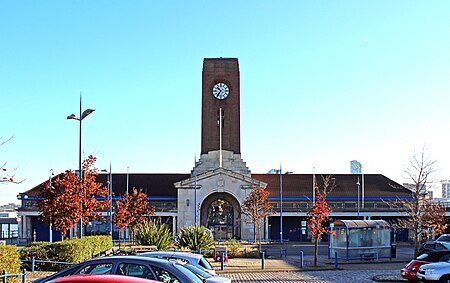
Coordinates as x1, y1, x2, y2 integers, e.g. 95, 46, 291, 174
213, 246, 228, 262
391, 244, 397, 258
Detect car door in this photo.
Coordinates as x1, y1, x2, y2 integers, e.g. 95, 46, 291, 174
149, 265, 182, 283
78, 263, 114, 275
116, 262, 155, 280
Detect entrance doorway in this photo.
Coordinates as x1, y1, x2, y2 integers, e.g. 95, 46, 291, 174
201, 193, 241, 240
206, 199, 233, 241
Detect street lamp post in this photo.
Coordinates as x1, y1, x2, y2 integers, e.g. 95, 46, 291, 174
356, 176, 360, 220
101, 165, 113, 237
108, 164, 113, 237
49, 169, 54, 242
67, 94, 95, 239
279, 164, 283, 244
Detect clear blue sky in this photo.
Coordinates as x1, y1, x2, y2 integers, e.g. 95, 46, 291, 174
1, 1, 450, 204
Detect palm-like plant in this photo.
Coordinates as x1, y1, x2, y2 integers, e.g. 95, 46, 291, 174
138, 220, 172, 250
176, 225, 214, 252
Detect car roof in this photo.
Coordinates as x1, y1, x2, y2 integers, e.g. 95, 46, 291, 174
85, 255, 172, 263
139, 251, 202, 260
418, 250, 450, 261
51, 274, 160, 283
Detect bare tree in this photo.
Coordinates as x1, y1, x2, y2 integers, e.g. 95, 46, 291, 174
0, 136, 23, 184
421, 198, 448, 241
397, 148, 437, 257
241, 187, 273, 251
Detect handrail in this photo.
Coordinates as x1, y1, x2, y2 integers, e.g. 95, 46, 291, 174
1, 269, 26, 283
21, 257, 73, 272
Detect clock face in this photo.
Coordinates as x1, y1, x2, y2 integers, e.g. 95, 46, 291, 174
212, 82, 230, 100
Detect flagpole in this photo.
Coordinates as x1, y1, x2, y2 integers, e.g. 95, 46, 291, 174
126, 166, 129, 195
109, 162, 113, 236
312, 167, 315, 204
194, 155, 197, 226
279, 164, 283, 244
219, 108, 223, 168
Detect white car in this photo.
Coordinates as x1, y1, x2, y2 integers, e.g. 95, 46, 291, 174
138, 251, 216, 275
417, 261, 450, 282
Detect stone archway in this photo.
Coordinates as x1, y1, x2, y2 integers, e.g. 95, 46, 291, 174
200, 192, 241, 240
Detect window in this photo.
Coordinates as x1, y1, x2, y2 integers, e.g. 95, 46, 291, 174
79, 263, 113, 274
151, 265, 181, 283
117, 263, 153, 280
10, 224, 18, 238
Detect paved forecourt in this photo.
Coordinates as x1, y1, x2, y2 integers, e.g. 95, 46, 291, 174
222, 269, 406, 283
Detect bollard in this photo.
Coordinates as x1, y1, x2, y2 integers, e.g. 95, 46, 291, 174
335, 252, 338, 270
220, 252, 225, 270
284, 248, 287, 258
244, 248, 247, 257
32, 256, 36, 272
261, 251, 265, 270
3, 270, 7, 283
22, 269, 26, 283
300, 251, 304, 269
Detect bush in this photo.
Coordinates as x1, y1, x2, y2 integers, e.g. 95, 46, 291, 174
175, 225, 214, 252
226, 238, 241, 257
138, 220, 172, 250
0, 245, 21, 283
20, 236, 113, 271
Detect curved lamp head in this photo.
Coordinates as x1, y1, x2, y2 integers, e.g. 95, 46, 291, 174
81, 109, 95, 120
67, 114, 78, 120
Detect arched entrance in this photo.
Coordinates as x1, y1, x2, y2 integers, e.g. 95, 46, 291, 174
201, 193, 241, 240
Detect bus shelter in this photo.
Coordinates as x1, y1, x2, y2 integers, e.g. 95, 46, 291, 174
328, 220, 392, 261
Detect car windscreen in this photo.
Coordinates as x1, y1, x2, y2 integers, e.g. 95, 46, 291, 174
173, 263, 203, 283
198, 256, 213, 270
437, 235, 450, 242
417, 253, 430, 260
183, 263, 212, 279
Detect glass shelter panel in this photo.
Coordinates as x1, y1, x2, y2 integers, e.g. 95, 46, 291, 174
329, 220, 392, 260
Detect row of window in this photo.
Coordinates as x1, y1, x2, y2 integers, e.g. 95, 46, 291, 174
1, 223, 18, 239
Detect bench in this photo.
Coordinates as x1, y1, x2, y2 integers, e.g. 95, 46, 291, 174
130, 245, 158, 254
360, 252, 378, 260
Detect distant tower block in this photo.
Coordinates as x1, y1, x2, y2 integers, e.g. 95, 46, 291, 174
351, 160, 362, 174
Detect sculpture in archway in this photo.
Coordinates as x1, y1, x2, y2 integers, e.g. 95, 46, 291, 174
206, 199, 234, 240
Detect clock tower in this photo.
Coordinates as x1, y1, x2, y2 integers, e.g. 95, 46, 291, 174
201, 58, 240, 154
175, 58, 261, 241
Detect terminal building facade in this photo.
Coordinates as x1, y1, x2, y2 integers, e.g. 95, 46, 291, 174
17, 58, 413, 243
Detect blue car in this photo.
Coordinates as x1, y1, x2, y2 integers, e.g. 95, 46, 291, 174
32, 256, 203, 283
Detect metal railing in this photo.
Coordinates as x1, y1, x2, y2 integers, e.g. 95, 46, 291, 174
21, 257, 73, 272
1, 269, 26, 283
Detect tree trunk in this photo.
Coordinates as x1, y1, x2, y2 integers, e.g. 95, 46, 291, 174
314, 238, 319, 267
257, 222, 262, 252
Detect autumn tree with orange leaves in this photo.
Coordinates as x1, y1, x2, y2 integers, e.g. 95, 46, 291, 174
307, 175, 335, 266
241, 187, 273, 250
39, 155, 108, 239
113, 188, 155, 242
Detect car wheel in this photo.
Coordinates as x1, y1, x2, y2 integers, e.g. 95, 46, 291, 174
439, 275, 450, 283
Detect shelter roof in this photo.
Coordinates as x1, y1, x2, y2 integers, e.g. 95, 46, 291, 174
332, 219, 390, 229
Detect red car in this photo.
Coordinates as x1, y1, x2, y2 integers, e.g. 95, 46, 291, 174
51, 274, 162, 283
401, 250, 450, 282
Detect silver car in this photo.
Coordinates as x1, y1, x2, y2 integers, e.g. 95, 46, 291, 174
139, 251, 216, 275
32, 256, 203, 283
181, 263, 231, 283
417, 261, 450, 282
